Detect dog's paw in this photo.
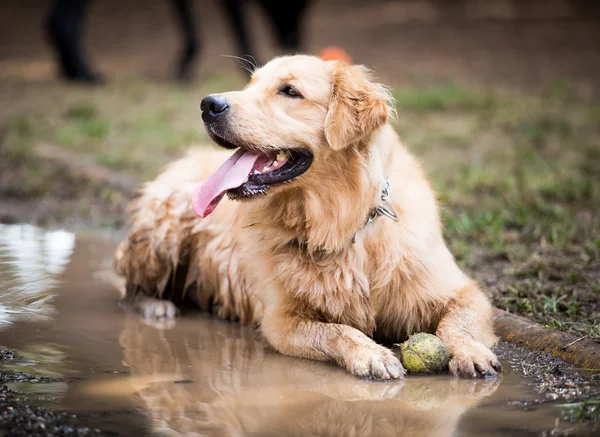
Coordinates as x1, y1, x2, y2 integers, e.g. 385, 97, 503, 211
137, 297, 179, 321
449, 342, 502, 378
346, 344, 405, 380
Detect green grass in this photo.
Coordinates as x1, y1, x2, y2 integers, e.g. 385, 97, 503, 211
393, 83, 493, 112
1, 74, 599, 340
1, 75, 241, 183
557, 397, 600, 423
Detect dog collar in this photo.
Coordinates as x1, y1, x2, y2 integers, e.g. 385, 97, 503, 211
352, 178, 397, 243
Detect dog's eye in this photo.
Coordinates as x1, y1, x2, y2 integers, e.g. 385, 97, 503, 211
278, 85, 302, 98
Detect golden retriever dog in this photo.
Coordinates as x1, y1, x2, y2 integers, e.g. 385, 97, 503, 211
115, 55, 501, 380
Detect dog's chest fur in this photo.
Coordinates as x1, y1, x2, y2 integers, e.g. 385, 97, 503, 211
268, 240, 377, 334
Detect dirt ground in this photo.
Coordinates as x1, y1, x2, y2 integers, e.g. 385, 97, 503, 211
1, 1, 599, 349
2, 0, 600, 91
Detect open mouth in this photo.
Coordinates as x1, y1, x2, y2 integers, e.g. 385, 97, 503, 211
192, 146, 313, 218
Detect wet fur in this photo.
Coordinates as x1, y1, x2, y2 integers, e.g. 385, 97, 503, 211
115, 55, 501, 379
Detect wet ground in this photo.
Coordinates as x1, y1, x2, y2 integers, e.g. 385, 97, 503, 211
0, 224, 599, 437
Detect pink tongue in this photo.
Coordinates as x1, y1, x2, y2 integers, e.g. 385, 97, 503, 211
192, 149, 261, 218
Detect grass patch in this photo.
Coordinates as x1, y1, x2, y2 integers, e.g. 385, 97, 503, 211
558, 397, 600, 423
393, 83, 493, 112
0, 74, 244, 182
64, 101, 98, 121
1, 115, 36, 160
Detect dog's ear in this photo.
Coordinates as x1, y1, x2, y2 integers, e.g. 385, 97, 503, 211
324, 62, 392, 151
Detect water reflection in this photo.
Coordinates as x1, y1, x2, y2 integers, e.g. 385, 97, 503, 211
0, 224, 75, 327
115, 314, 500, 437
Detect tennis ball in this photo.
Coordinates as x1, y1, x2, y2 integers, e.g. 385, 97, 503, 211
397, 333, 450, 374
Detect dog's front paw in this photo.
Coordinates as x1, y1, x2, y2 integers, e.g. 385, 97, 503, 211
136, 297, 178, 321
346, 344, 405, 380
449, 342, 502, 378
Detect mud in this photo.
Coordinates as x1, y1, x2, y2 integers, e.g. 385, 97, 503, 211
0, 385, 104, 437
0, 224, 599, 436
0, 370, 62, 384
0, 348, 21, 362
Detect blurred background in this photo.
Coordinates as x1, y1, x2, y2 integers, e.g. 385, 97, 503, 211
0, 0, 599, 341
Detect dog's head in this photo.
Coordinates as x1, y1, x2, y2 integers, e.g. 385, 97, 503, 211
193, 55, 393, 218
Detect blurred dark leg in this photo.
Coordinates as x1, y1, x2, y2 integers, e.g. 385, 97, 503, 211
171, 0, 200, 81
221, 0, 259, 75
258, 0, 310, 51
46, 0, 102, 83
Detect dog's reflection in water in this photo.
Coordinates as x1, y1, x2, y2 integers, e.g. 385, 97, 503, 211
118, 315, 499, 437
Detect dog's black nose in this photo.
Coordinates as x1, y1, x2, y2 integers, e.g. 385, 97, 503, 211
201, 94, 229, 121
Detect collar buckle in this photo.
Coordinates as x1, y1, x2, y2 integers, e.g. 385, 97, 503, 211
352, 178, 397, 243
375, 204, 397, 221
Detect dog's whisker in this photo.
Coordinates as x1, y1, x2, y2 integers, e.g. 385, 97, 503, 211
221, 54, 253, 72
238, 54, 259, 71
222, 54, 258, 73
244, 54, 259, 70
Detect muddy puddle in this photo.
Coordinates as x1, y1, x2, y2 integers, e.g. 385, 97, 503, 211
0, 224, 593, 436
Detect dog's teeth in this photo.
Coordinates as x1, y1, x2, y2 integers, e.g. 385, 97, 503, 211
276, 152, 288, 161
273, 160, 279, 167
253, 170, 260, 175
262, 166, 270, 172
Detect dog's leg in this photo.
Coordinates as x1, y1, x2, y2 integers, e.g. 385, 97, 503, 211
261, 306, 404, 380
114, 186, 196, 310
436, 282, 502, 378
115, 154, 205, 319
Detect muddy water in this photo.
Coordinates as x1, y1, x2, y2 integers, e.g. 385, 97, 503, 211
0, 224, 576, 437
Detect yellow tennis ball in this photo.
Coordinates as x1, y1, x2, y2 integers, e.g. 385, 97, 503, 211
397, 333, 450, 374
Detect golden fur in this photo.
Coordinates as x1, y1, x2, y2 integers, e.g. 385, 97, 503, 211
115, 55, 501, 379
